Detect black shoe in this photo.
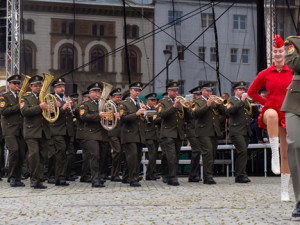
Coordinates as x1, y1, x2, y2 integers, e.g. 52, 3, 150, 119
48, 177, 55, 184
111, 176, 122, 182
137, 177, 143, 182
41, 176, 48, 182
15, 181, 25, 187
122, 178, 130, 184
146, 176, 156, 181
130, 181, 141, 187
162, 177, 169, 183
292, 202, 300, 221
0, 177, 2, 181
55, 179, 69, 186
71, 175, 78, 180
235, 177, 250, 183
80, 177, 92, 183
92, 182, 105, 188
66, 177, 76, 181
10, 179, 17, 187
167, 180, 180, 186
22, 172, 30, 180
154, 175, 161, 180
188, 176, 200, 183
34, 183, 47, 189
203, 177, 216, 185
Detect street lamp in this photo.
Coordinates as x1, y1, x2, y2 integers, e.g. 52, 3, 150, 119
163, 49, 172, 85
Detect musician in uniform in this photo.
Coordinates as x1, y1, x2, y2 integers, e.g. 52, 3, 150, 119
145, 93, 160, 180
193, 82, 225, 185
49, 77, 75, 186
226, 81, 254, 183
0, 75, 25, 187
158, 82, 185, 186
187, 86, 202, 182
20, 75, 52, 189
80, 82, 107, 188
120, 82, 146, 187
76, 91, 91, 183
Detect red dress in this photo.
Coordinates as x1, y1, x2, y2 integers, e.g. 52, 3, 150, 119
248, 62, 293, 130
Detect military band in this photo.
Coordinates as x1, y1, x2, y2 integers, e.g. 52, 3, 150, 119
0, 73, 267, 189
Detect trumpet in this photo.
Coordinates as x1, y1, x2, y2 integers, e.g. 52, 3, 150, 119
175, 96, 195, 108
209, 95, 229, 106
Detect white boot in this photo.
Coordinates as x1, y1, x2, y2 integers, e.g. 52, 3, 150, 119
270, 137, 280, 175
281, 173, 290, 202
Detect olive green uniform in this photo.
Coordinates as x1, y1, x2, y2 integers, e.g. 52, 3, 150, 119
282, 36, 300, 201
80, 100, 107, 185
20, 93, 50, 186
0, 91, 25, 182
226, 97, 254, 179
50, 94, 74, 184
193, 97, 225, 181
158, 97, 185, 183
120, 97, 146, 183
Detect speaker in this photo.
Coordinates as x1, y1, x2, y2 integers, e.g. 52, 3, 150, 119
65, 83, 77, 96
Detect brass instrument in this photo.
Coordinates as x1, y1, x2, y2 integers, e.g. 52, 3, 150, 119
18, 74, 31, 103
209, 95, 229, 106
40, 73, 59, 123
67, 96, 77, 124
99, 82, 118, 131
175, 96, 196, 109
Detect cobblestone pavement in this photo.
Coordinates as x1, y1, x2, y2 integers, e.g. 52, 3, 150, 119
0, 177, 298, 224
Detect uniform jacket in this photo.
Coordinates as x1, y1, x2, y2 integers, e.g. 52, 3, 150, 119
226, 97, 253, 137
158, 97, 185, 140
20, 92, 50, 139
120, 97, 146, 144
74, 104, 85, 140
80, 99, 108, 141
108, 101, 121, 138
185, 108, 196, 138
193, 97, 225, 137
145, 105, 159, 140
0, 91, 23, 136
282, 36, 300, 116
49, 95, 74, 137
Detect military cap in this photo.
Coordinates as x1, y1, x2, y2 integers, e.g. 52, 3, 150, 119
162, 92, 168, 97
82, 91, 90, 97
122, 90, 130, 100
200, 82, 214, 91
52, 77, 66, 87
166, 81, 179, 90
189, 86, 202, 94
87, 82, 102, 91
110, 88, 122, 96
232, 81, 246, 90
7, 74, 22, 84
129, 82, 143, 90
273, 34, 284, 48
145, 93, 157, 100
29, 75, 43, 85
69, 93, 79, 100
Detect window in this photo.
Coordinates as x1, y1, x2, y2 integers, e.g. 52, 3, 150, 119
177, 46, 185, 60
166, 45, 173, 60
61, 22, 67, 34
91, 48, 105, 73
60, 46, 74, 71
241, 49, 249, 63
0, 52, 5, 67
168, 11, 183, 26
100, 25, 105, 36
210, 47, 216, 62
27, 20, 33, 33
69, 22, 74, 35
198, 47, 205, 61
21, 45, 33, 71
201, 13, 214, 28
231, 48, 238, 63
233, 15, 247, 30
124, 50, 137, 74
131, 25, 138, 38
92, 24, 98, 36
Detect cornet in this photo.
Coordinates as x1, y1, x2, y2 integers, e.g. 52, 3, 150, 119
209, 95, 229, 106
175, 96, 195, 109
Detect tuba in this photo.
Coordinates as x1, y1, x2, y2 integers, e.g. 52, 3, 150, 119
99, 82, 118, 131
18, 74, 31, 103
40, 73, 59, 123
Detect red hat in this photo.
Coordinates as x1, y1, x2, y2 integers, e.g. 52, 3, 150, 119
273, 34, 284, 48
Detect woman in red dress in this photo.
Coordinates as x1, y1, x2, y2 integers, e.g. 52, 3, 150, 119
248, 34, 293, 201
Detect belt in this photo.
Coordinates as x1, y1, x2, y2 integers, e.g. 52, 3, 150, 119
292, 76, 300, 81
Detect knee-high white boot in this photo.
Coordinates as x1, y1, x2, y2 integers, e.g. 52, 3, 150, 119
270, 137, 280, 175
281, 173, 290, 202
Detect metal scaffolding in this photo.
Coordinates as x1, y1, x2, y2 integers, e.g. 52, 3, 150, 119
264, 0, 275, 67
6, 0, 20, 82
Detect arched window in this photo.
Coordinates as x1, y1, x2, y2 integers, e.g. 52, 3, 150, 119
61, 22, 67, 34
60, 46, 74, 71
69, 22, 74, 34
99, 25, 105, 36
91, 48, 105, 73
124, 49, 137, 74
21, 45, 33, 71
131, 25, 139, 38
27, 19, 33, 33
92, 24, 97, 36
